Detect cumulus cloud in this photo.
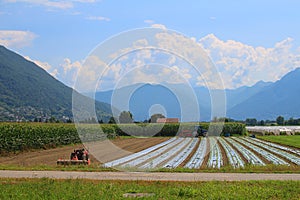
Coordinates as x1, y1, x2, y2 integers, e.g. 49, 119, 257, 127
198, 34, 300, 88
84, 28, 220, 91
86, 16, 110, 21
144, 19, 155, 24
151, 24, 167, 30
24, 56, 52, 71
67, 25, 300, 91
115, 65, 188, 88
3, 0, 97, 9
57, 58, 83, 87
60, 58, 82, 74
50, 68, 59, 78
4, 0, 73, 9
0, 30, 37, 48
24, 56, 59, 78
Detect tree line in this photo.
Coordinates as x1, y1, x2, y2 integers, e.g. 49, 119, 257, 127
244, 116, 300, 126
107, 111, 165, 124
23, 111, 300, 126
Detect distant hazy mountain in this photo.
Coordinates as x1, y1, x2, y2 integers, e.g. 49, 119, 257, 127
0, 45, 112, 121
225, 80, 272, 110
227, 68, 300, 120
95, 68, 300, 121
95, 83, 211, 122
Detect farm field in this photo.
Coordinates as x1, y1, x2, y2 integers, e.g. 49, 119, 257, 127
0, 178, 299, 200
246, 126, 300, 136
104, 136, 300, 170
1, 135, 300, 173
0, 137, 168, 167
258, 135, 300, 149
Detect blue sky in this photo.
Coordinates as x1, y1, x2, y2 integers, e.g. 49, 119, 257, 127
1, 0, 300, 90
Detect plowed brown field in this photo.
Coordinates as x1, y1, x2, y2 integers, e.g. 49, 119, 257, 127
0, 137, 168, 166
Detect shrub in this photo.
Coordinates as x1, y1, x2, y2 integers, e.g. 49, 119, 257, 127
280, 131, 287, 136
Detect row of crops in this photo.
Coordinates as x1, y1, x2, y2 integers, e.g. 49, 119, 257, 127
0, 123, 79, 153
104, 137, 300, 170
0, 122, 246, 154
246, 126, 300, 135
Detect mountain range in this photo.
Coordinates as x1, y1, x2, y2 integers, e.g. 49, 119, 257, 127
1, 45, 299, 122
95, 68, 300, 121
0, 45, 112, 122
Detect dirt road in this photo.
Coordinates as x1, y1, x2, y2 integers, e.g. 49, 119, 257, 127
0, 170, 299, 181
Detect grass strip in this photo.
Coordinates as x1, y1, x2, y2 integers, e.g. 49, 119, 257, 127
0, 178, 299, 200
0, 164, 299, 173
257, 135, 300, 149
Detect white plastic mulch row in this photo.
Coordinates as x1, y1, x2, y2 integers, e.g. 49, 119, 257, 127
233, 137, 289, 165
207, 137, 223, 168
225, 137, 265, 166
163, 138, 199, 168
103, 137, 177, 168
218, 137, 244, 168
120, 137, 185, 168
140, 138, 193, 169
243, 137, 300, 165
184, 138, 207, 169
252, 138, 300, 156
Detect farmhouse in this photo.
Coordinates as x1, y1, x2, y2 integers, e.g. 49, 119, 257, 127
156, 118, 179, 123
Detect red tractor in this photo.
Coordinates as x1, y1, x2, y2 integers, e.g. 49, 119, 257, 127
57, 148, 90, 165
178, 125, 207, 137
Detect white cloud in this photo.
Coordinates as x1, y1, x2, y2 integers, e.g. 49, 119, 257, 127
60, 58, 82, 74
24, 56, 52, 71
170, 65, 192, 80
144, 19, 155, 24
4, 0, 97, 9
198, 34, 300, 88
0, 30, 36, 48
50, 69, 59, 78
74, 0, 97, 2
86, 16, 110, 21
24, 56, 59, 78
151, 24, 167, 30
116, 65, 189, 88
59, 58, 82, 86
62, 24, 300, 91
4, 0, 73, 9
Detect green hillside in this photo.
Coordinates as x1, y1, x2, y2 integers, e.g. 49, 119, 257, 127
0, 45, 112, 122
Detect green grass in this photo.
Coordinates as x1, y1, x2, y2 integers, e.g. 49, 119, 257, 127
0, 164, 117, 172
258, 135, 300, 148
0, 178, 299, 200
1, 164, 299, 174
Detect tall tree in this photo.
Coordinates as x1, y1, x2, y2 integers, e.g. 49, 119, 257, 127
108, 117, 116, 124
245, 118, 257, 126
150, 113, 165, 123
259, 120, 265, 126
119, 111, 133, 123
276, 116, 285, 125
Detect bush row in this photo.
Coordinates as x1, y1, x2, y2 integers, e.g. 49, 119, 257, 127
87, 122, 246, 137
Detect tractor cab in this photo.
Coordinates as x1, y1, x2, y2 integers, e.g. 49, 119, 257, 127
195, 125, 207, 137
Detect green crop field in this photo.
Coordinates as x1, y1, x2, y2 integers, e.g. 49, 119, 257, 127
258, 135, 300, 148
0, 122, 246, 154
0, 178, 299, 200
0, 123, 79, 153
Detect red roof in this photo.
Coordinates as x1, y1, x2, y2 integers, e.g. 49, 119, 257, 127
156, 118, 179, 123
